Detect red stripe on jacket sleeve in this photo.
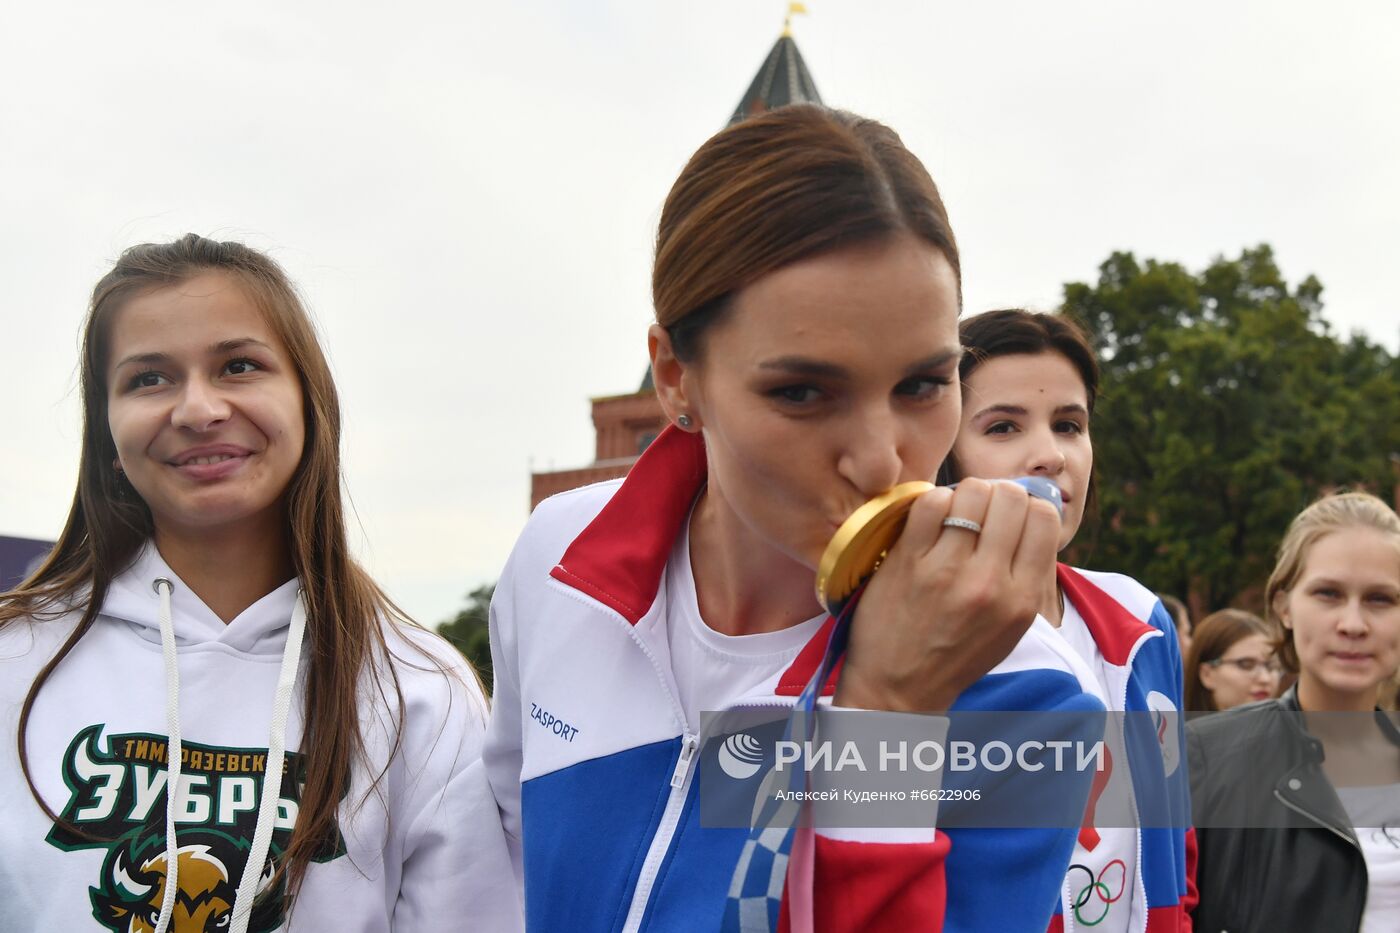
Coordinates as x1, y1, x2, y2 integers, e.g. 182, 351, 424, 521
1146, 906, 1189, 933
1181, 826, 1198, 931
779, 832, 950, 932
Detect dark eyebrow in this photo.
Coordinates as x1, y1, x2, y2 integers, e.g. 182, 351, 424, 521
757, 356, 850, 379
111, 351, 171, 371
971, 403, 1027, 421
972, 402, 1091, 421
904, 349, 963, 376
212, 337, 274, 355
1303, 577, 1400, 594
110, 338, 273, 372
757, 348, 962, 381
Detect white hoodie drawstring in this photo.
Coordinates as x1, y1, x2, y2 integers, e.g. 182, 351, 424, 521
228, 590, 306, 933
150, 579, 307, 933
152, 578, 181, 933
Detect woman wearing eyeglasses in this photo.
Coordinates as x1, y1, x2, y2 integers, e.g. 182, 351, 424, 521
1183, 609, 1280, 711
1188, 492, 1400, 933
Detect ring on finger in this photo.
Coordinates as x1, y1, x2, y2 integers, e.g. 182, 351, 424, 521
941, 516, 983, 534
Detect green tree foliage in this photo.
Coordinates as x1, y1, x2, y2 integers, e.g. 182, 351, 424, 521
1062, 245, 1399, 612
438, 584, 495, 694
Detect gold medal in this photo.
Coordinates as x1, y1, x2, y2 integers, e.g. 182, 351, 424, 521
815, 481, 934, 614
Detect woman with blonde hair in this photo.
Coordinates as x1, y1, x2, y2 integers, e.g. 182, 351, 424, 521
0, 235, 517, 932
1189, 491, 1400, 933
1184, 609, 1280, 712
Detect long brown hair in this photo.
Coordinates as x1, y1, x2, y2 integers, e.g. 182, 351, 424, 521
1183, 609, 1273, 711
653, 104, 960, 360
0, 233, 445, 907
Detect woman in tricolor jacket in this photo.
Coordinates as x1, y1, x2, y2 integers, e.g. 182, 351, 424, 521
483, 106, 1107, 932
941, 309, 1197, 933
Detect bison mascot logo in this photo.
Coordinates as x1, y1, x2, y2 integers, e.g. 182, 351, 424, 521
90, 834, 280, 933
46, 725, 344, 932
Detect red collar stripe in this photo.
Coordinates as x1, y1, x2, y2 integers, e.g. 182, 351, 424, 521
775, 617, 841, 697
550, 426, 708, 625
549, 425, 838, 695
1056, 564, 1157, 666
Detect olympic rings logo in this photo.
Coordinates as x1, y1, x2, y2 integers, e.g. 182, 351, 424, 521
1066, 858, 1127, 926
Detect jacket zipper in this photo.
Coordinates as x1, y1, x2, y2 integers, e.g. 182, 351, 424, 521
545, 579, 843, 931
1121, 628, 1161, 933
1127, 707, 1149, 932
616, 651, 826, 930
1270, 788, 1360, 850
1132, 819, 1146, 933
619, 731, 698, 933
1270, 788, 1363, 933
603, 594, 698, 933
671, 734, 698, 788
546, 576, 703, 933
1077, 627, 1160, 933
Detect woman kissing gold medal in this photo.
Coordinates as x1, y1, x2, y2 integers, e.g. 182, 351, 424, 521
817, 476, 1066, 615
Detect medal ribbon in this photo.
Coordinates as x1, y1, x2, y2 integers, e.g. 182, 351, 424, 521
720, 582, 865, 933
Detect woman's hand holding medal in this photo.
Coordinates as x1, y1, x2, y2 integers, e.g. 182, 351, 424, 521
832, 477, 1063, 713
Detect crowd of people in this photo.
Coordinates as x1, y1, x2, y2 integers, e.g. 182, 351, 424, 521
3, 103, 1398, 932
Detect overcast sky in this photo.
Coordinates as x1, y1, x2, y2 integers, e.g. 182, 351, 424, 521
3, 1, 1396, 627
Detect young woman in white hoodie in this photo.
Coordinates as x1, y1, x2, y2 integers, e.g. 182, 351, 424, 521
0, 234, 519, 932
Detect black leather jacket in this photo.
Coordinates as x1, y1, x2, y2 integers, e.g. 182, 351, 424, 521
1186, 686, 1400, 933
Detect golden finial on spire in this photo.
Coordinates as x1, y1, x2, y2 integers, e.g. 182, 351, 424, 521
782, 2, 808, 37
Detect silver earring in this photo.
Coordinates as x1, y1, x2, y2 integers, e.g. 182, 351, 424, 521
677, 414, 693, 429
